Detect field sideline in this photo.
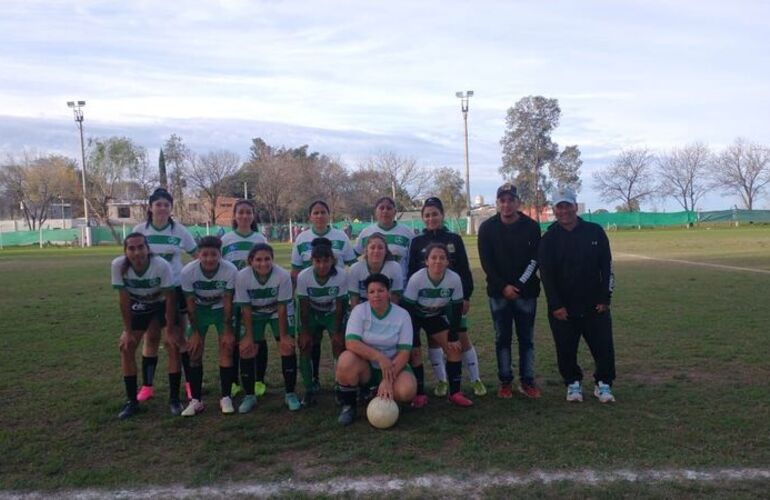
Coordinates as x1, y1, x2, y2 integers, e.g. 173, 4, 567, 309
1, 226, 769, 496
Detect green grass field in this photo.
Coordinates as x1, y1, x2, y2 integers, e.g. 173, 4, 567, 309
1, 226, 769, 496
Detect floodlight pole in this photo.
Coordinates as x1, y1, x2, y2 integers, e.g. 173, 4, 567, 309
67, 100, 91, 246
456, 90, 474, 235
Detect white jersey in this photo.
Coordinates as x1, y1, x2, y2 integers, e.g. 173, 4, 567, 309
295, 266, 348, 314
111, 255, 174, 304
234, 264, 294, 319
354, 223, 414, 278
402, 268, 463, 318
180, 259, 237, 310
347, 260, 404, 300
291, 227, 357, 270
220, 230, 267, 270
132, 221, 197, 284
345, 303, 413, 369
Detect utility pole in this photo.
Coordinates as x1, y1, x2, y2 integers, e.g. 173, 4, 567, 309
456, 90, 474, 235
67, 100, 90, 246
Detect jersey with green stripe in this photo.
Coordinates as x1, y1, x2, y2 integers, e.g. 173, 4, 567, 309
295, 266, 348, 314
220, 230, 267, 270
111, 255, 174, 304
291, 227, 356, 270
234, 264, 294, 319
133, 222, 197, 284
347, 260, 404, 299
402, 268, 463, 318
345, 302, 412, 368
354, 223, 414, 278
180, 259, 237, 310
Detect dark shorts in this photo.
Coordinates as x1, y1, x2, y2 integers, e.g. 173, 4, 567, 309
175, 286, 187, 313
411, 315, 449, 348
130, 300, 166, 332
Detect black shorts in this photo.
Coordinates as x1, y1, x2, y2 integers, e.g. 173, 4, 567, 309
130, 301, 166, 331
411, 315, 449, 348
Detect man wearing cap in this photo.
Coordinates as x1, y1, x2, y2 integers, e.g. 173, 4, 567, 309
538, 189, 616, 403
477, 183, 542, 399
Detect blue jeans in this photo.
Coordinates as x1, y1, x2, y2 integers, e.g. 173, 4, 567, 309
489, 296, 537, 385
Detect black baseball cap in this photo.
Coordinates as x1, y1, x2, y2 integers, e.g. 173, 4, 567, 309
496, 183, 518, 199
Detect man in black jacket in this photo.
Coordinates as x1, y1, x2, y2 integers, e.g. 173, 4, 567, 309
477, 184, 541, 399
538, 189, 616, 403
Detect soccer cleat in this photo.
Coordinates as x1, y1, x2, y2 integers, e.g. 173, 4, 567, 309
433, 381, 449, 397
518, 382, 542, 399
472, 380, 488, 396
566, 381, 583, 402
238, 395, 258, 414
136, 385, 154, 402
301, 389, 317, 407
231, 383, 243, 397
285, 392, 301, 411
337, 405, 357, 426
220, 396, 235, 415
497, 383, 513, 399
411, 394, 429, 408
184, 382, 193, 401
118, 400, 138, 420
254, 381, 267, 397
448, 392, 473, 407
594, 381, 616, 403
181, 398, 205, 417
169, 399, 184, 416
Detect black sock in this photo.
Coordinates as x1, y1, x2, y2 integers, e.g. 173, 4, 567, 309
447, 360, 462, 395
336, 384, 358, 406
181, 352, 192, 381
220, 366, 233, 397
168, 372, 182, 402
141, 356, 157, 387
240, 357, 256, 395
124, 375, 138, 402
256, 340, 268, 382
413, 364, 425, 395
312, 341, 321, 381
281, 355, 297, 393
190, 365, 203, 400
232, 346, 240, 386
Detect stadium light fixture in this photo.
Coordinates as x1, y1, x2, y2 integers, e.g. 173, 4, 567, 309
67, 100, 90, 247
456, 90, 474, 235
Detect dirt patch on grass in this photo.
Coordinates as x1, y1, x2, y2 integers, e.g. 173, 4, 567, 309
276, 449, 336, 480
624, 365, 769, 385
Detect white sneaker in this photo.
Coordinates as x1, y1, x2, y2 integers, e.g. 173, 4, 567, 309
181, 398, 204, 417
566, 381, 583, 402
594, 381, 615, 403
220, 396, 235, 414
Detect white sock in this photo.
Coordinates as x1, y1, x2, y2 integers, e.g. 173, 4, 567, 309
462, 347, 481, 382
428, 348, 447, 383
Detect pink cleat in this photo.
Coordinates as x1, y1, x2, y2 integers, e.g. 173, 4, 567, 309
448, 392, 473, 407
136, 385, 154, 402
411, 394, 429, 408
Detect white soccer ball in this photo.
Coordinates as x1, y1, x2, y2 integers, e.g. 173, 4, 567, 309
366, 396, 400, 429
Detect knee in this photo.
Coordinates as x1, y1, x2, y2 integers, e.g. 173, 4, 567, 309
120, 336, 138, 356
163, 338, 178, 355
278, 340, 294, 357
335, 351, 360, 384
219, 336, 235, 354
298, 334, 312, 354
331, 336, 345, 354
394, 373, 417, 403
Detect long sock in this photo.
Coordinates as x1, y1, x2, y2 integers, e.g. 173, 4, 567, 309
336, 384, 358, 406
232, 346, 241, 386
124, 375, 138, 402
428, 348, 448, 383
447, 360, 462, 395
312, 341, 321, 381
190, 365, 203, 400
219, 366, 233, 397
281, 355, 297, 393
168, 372, 181, 402
256, 340, 268, 382
181, 352, 192, 381
462, 347, 481, 382
141, 356, 158, 387
240, 357, 256, 395
413, 364, 425, 395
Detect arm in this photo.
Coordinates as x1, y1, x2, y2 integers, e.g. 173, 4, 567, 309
239, 304, 257, 358
513, 222, 540, 291
597, 227, 614, 309
453, 236, 474, 300
118, 289, 132, 333
334, 298, 346, 335
477, 222, 508, 295
185, 295, 204, 359
276, 302, 294, 351
163, 289, 176, 333
223, 291, 234, 336
407, 236, 422, 279
538, 233, 565, 316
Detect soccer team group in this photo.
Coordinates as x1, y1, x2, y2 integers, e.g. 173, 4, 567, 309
113, 183, 617, 425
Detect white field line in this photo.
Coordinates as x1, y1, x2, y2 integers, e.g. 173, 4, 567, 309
3, 469, 770, 498
616, 252, 770, 275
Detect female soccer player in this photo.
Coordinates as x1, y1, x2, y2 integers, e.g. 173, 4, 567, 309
354, 196, 414, 280
132, 187, 197, 415
234, 243, 300, 412
402, 243, 472, 407
347, 232, 403, 308
112, 233, 175, 419
221, 199, 268, 397
407, 197, 486, 397
295, 238, 348, 406
179, 236, 238, 416
335, 273, 416, 425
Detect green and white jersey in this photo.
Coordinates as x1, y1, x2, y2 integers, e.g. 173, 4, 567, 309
295, 266, 348, 314
402, 268, 463, 318
133, 221, 197, 284
180, 259, 237, 310
354, 223, 414, 278
347, 260, 404, 300
111, 255, 174, 304
291, 227, 357, 270
234, 264, 294, 319
220, 230, 267, 270
345, 302, 413, 369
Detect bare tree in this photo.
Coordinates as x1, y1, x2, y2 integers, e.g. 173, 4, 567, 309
163, 134, 191, 220
593, 148, 656, 212
345, 167, 391, 220
657, 143, 711, 211
242, 139, 295, 224
359, 151, 429, 210
711, 138, 770, 210
187, 150, 241, 224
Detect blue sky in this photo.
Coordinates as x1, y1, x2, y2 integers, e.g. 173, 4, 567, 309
2, 0, 769, 210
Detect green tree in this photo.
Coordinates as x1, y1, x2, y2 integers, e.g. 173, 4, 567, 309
162, 134, 190, 220
158, 149, 168, 189
431, 167, 466, 218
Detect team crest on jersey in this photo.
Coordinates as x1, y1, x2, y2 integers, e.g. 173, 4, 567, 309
440, 288, 451, 298
270, 288, 277, 296
328, 286, 339, 296
167, 236, 176, 244
447, 243, 455, 253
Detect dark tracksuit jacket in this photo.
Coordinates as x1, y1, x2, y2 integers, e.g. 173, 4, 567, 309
407, 226, 474, 301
